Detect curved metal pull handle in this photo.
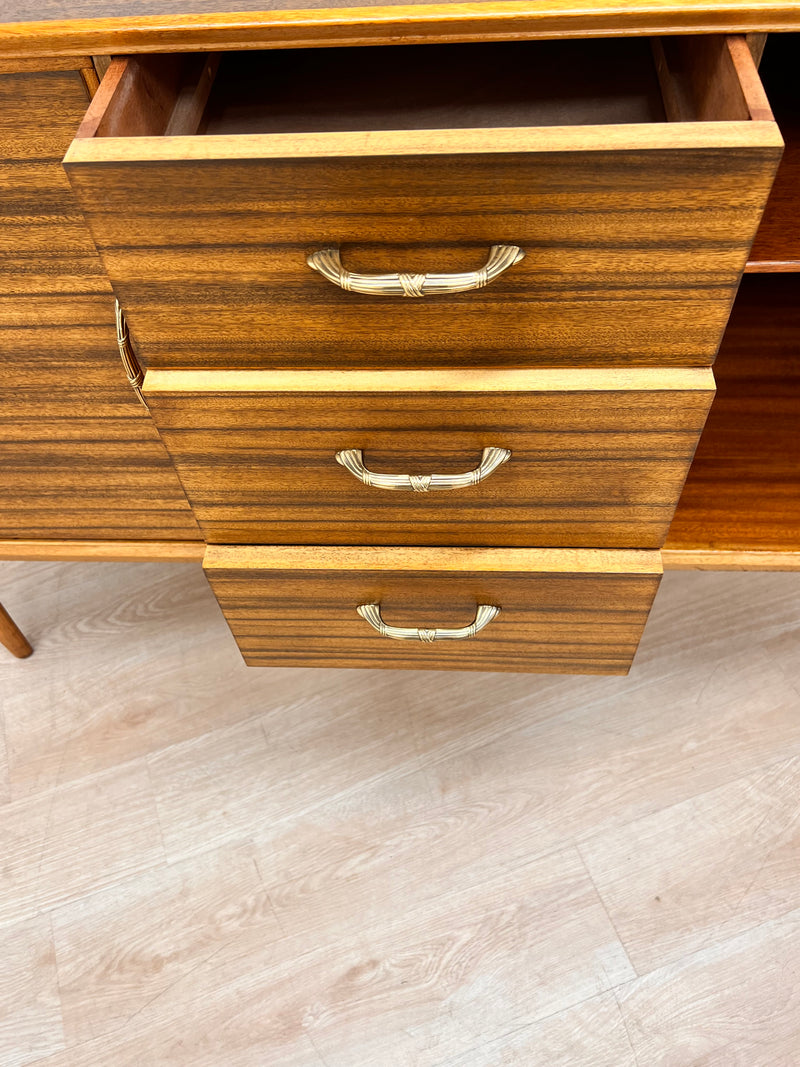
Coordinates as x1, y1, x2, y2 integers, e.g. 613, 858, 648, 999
335, 446, 510, 492
115, 300, 148, 410
357, 603, 500, 642
307, 245, 524, 297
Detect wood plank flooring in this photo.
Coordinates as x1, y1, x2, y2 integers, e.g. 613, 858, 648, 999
0, 561, 799, 1066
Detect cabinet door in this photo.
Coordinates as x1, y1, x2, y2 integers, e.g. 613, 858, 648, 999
0, 66, 198, 542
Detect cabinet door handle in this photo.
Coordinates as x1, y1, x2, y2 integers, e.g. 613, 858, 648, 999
307, 245, 524, 297
114, 300, 148, 410
335, 446, 510, 492
357, 603, 500, 642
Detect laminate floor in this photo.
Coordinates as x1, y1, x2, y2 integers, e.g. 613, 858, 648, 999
0, 561, 799, 1067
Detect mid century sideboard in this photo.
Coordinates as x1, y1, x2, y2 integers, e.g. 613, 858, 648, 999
1, 2, 798, 673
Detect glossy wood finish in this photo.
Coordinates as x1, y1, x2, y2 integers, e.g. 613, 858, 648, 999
144, 367, 714, 548
0, 540, 204, 561
747, 33, 800, 271
3, 2, 800, 62
64, 40, 781, 370
0, 56, 94, 73
663, 548, 800, 570
0, 602, 33, 658
0, 67, 200, 542
204, 545, 662, 673
666, 273, 800, 555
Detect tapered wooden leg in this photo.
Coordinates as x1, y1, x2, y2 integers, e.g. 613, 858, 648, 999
0, 602, 33, 658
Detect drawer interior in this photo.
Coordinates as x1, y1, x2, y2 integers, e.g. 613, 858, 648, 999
81, 35, 771, 141
201, 41, 667, 134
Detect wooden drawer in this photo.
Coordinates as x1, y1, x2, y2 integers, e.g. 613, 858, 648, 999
144, 367, 715, 548
64, 37, 780, 370
204, 546, 662, 674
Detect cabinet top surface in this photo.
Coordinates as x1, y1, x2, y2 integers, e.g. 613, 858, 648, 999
0, 0, 791, 14
1, 0, 799, 61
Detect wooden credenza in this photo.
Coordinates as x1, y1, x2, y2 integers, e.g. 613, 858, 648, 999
1, 3, 798, 673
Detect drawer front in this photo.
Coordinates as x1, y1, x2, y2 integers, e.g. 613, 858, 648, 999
63, 39, 782, 371
204, 546, 662, 674
145, 367, 715, 548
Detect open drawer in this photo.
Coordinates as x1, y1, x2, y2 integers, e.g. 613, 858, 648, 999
144, 366, 715, 548
204, 545, 663, 674
64, 37, 781, 370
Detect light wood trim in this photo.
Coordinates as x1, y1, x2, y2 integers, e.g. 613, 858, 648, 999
663, 549, 800, 571
67, 120, 783, 165
0, 540, 204, 562
4, 545, 793, 571
144, 367, 716, 395
745, 260, 800, 272
0, 55, 94, 72
204, 545, 663, 576
9, 546, 793, 570
2, 3, 800, 61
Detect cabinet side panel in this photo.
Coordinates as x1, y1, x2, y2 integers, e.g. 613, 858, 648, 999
0, 69, 199, 541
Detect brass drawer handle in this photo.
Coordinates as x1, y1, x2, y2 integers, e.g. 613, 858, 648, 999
307, 245, 524, 297
357, 603, 500, 643
335, 446, 510, 492
115, 300, 148, 410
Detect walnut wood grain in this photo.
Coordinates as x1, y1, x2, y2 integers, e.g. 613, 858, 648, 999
64, 42, 781, 371
2, 2, 800, 62
144, 367, 714, 548
0, 68, 200, 542
666, 274, 800, 554
203, 545, 662, 674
